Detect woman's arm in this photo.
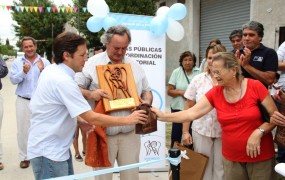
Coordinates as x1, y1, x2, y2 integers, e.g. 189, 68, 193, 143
182, 99, 196, 145
167, 84, 185, 98
246, 94, 277, 158
152, 96, 213, 123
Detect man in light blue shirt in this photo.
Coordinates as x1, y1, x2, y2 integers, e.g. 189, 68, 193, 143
10, 37, 50, 169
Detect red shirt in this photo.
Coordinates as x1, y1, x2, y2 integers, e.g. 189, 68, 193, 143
206, 79, 275, 162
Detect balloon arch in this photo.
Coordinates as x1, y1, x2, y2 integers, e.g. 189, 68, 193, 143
86, 0, 187, 41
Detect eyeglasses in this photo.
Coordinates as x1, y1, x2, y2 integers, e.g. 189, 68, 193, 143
212, 68, 226, 76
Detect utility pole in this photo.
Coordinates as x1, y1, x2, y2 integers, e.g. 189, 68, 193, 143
52, 23, 54, 52
78, 4, 80, 35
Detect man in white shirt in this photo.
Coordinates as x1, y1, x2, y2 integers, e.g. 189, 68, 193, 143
75, 25, 153, 180
27, 32, 148, 180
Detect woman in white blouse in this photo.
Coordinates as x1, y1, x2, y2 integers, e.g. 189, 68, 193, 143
182, 45, 226, 180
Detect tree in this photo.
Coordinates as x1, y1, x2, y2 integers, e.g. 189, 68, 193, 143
11, 0, 71, 61
0, 44, 16, 56
70, 0, 157, 48
6, 38, 10, 46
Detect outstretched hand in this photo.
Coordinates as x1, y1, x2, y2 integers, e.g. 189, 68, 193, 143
126, 110, 148, 125
150, 107, 164, 121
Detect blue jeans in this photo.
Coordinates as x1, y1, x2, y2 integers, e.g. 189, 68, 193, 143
30, 154, 74, 180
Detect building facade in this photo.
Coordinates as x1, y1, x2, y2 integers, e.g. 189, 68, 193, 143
159, 0, 285, 82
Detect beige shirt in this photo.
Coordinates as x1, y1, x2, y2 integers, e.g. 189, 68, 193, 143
75, 52, 151, 135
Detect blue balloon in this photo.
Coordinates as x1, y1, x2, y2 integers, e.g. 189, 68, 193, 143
103, 16, 117, 31
86, 16, 104, 33
150, 16, 168, 36
168, 3, 187, 20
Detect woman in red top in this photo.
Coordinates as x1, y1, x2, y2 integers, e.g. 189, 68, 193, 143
153, 52, 277, 180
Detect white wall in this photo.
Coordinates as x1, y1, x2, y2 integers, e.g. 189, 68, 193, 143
251, 0, 285, 49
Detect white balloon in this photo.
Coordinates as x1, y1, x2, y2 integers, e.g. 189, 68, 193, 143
156, 6, 169, 17
166, 18, 184, 41
275, 163, 285, 177
87, 0, 109, 18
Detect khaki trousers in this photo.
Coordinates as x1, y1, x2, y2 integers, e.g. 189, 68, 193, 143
16, 96, 31, 161
192, 131, 224, 180
95, 130, 140, 180
222, 156, 276, 180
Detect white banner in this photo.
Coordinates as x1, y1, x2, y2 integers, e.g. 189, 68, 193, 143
111, 13, 167, 171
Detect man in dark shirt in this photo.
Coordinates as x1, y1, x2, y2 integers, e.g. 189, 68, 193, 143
236, 21, 278, 88
229, 29, 244, 54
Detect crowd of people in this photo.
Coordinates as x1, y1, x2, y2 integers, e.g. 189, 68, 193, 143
165, 20, 284, 180
0, 20, 284, 180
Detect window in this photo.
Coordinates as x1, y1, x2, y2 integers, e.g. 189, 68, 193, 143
178, 0, 185, 3
279, 26, 285, 46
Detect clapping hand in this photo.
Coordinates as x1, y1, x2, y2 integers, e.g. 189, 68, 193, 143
236, 47, 251, 67
23, 62, 31, 74
37, 58, 44, 72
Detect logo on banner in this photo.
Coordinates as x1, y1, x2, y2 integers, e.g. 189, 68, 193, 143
144, 140, 161, 156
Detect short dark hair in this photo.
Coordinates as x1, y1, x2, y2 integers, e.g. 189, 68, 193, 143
229, 29, 243, 41
53, 32, 87, 64
179, 51, 197, 67
94, 46, 106, 51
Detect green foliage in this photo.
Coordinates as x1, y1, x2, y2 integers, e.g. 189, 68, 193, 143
0, 44, 16, 56
70, 0, 156, 49
11, 0, 157, 59
12, 0, 71, 61
106, 0, 156, 15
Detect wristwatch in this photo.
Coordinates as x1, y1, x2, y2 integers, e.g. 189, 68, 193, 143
258, 127, 265, 135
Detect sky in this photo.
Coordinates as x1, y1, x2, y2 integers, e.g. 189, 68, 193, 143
0, 0, 73, 47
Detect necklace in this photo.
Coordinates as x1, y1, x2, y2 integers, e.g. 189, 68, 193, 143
225, 79, 243, 102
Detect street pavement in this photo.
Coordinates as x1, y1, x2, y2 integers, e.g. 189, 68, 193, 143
0, 59, 168, 180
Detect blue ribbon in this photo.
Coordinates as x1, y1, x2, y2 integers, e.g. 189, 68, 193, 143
47, 159, 162, 180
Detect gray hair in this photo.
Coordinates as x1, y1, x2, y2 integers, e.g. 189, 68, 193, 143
242, 21, 264, 38
212, 52, 242, 80
100, 25, 131, 46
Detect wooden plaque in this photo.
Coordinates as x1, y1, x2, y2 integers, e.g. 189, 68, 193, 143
96, 64, 140, 112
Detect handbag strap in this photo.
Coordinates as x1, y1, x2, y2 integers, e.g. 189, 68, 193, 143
183, 68, 190, 84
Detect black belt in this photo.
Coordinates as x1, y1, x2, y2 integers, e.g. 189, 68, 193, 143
18, 95, 31, 100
